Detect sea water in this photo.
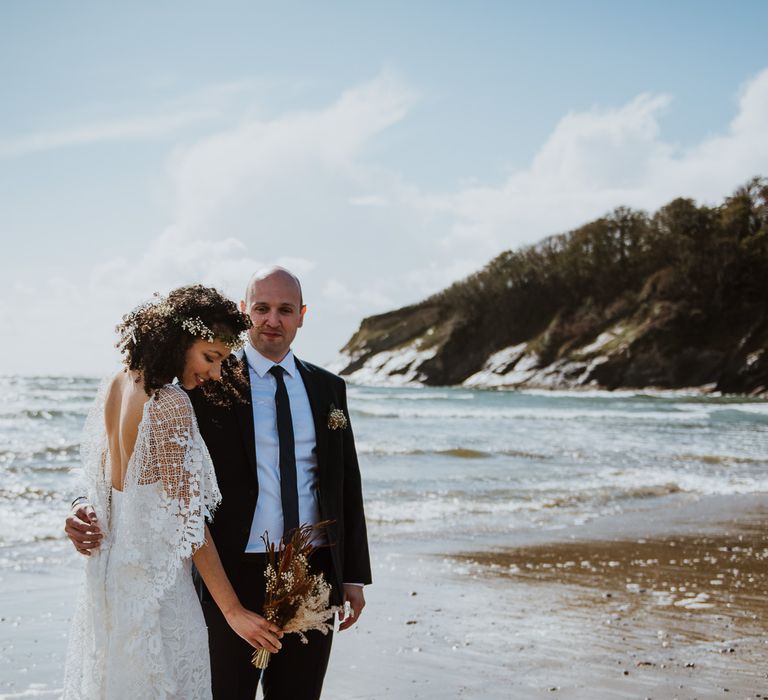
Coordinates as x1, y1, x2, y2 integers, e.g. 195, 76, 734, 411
1, 376, 767, 571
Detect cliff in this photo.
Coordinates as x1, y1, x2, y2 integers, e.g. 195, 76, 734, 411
338, 178, 768, 394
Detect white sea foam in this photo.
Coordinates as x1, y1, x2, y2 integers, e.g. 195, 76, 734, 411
0, 688, 62, 699
351, 404, 714, 422
348, 388, 475, 401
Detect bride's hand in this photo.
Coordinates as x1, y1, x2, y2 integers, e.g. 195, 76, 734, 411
64, 502, 102, 556
224, 606, 283, 653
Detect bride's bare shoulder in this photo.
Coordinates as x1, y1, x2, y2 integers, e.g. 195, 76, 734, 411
104, 371, 149, 428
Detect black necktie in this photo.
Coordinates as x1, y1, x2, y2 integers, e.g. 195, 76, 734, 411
269, 365, 299, 540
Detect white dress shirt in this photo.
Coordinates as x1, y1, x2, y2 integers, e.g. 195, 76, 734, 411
244, 344, 324, 552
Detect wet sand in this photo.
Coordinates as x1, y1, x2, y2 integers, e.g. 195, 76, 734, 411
454, 531, 768, 697
325, 495, 768, 699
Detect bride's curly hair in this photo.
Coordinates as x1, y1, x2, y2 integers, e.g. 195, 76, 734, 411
116, 285, 252, 403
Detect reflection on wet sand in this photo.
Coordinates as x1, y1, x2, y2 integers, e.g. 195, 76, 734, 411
456, 523, 768, 697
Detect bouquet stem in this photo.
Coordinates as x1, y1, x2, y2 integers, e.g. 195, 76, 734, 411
251, 647, 271, 669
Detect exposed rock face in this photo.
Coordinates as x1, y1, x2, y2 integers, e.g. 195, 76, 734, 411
337, 183, 768, 394
339, 301, 768, 394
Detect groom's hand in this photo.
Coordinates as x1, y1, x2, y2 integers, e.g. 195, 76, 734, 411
338, 584, 365, 631
65, 503, 102, 556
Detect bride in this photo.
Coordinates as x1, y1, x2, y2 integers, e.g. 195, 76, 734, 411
63, 285, 283, 699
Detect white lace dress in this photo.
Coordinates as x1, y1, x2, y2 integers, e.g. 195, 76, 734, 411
63, 383, 221, 700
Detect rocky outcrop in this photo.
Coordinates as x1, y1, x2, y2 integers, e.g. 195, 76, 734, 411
337, 181, 768, 394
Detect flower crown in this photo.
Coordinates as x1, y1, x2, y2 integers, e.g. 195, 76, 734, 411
128, 292, 249, 351
179, 316, 246, 351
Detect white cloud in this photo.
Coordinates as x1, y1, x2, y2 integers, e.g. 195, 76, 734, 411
0, 79, 258, 159
322, 278, 394, 311
349, 195, 390, 207
163, 70, 416, 238
0, 111, 216, 159
433, 69, 768, 256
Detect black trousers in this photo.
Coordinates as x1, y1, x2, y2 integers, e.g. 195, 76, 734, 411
202, 548, 335, 700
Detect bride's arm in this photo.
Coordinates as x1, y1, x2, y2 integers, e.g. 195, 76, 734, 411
193, 525, 283, 653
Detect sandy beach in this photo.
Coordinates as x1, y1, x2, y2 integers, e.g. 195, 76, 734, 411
4, 493, 765, 699
323, 493, 768, 699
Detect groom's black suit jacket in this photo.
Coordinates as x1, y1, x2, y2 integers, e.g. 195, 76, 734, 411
189, 355, 372, 606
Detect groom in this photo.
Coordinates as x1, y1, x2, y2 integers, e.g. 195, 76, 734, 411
66, 266, 372, 699
193, 266, 372, 698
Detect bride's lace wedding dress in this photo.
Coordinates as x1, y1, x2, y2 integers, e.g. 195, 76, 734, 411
63, 383, 221, 699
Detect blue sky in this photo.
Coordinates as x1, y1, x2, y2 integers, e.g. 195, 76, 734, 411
2, 1, 768, 374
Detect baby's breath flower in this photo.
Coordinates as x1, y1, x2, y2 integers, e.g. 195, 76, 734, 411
179, 316, 246, 350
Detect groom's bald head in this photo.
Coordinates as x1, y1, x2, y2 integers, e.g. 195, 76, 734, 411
244, 266, 303, 308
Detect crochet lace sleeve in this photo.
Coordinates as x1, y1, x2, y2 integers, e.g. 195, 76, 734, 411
120, 384, 221, 604
138, 387, 201, 514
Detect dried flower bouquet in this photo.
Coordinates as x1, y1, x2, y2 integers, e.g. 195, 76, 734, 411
251, 522, 339, 669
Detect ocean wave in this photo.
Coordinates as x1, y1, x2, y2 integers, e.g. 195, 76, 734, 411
351, 405, 714, 422
357, 444, 549, 460
0, 533, 62, 546
366, 494, 530, 524
364, 446, 490, 458
0, 686, 64, 698
500, 448, 551, 460
0, 374, 100, 384
352, 409, 401, 419
3, 463, 75, 474
518, 388, 702, 399
0, 485, 61, 501
556, 467, 768, 499
0, 443, 80, 460
708, 406, 768, 423
0, 408, 87, 420
438, 448, 489, 458
364, 474, 768, 526
541, 482, 682, 508
349, 388, 476, 402
674, 453, 768, 466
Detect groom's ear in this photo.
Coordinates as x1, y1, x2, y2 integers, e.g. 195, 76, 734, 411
239, 299, 246, 313
298, 304, 307, 327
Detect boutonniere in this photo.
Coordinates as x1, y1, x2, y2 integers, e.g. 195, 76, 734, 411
327, 404, 348, 430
